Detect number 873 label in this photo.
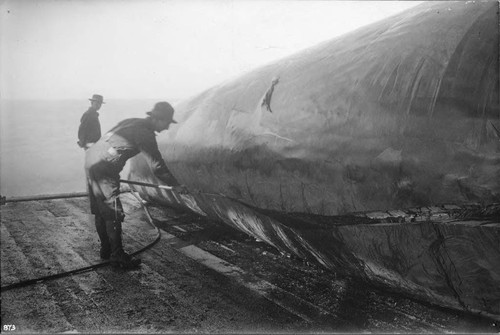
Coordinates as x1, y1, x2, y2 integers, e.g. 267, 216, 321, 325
3, 325, 16, 331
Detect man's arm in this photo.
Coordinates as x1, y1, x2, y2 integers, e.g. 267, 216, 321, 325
138, 132, 180, 186
77, 113, 89, 148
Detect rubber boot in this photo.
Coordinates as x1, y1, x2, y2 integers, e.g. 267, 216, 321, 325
105, 220, 141, 269
94, 215, 111, 260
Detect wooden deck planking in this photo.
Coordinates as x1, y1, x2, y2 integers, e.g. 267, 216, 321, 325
1, 195, 315, 333
2, 194, 498, 333
1, 225, 76, 333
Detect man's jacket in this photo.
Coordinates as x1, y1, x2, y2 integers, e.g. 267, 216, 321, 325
78, 108, 101, 148
89, 118, 179, 186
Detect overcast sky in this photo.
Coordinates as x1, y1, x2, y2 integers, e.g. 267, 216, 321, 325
0, 0, 421, 101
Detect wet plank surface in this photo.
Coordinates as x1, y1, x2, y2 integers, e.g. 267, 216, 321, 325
1, 192, 498, 333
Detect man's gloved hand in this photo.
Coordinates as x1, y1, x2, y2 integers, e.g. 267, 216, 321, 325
172, 185, 189, 195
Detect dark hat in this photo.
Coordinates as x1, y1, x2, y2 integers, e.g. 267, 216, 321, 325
147, 101, 177, 123
89, 94, 105, 104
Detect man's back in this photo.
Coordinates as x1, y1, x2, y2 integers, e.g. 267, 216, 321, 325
87, 117, 177, 185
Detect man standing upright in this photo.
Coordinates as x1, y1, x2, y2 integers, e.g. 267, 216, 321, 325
78, 94, 105, 149
78, 94, 106, 266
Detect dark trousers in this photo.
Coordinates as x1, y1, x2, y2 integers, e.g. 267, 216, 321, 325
94, 215, 124, 257
85, 141, 126, 257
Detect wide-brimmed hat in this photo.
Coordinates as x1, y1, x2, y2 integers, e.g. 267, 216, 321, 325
147, 101, 177, 123
89, 94, 105, 104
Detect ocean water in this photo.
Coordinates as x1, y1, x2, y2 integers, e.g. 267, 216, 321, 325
0, 99, 168, 197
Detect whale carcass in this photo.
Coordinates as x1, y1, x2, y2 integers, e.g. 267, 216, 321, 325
126, 1, 500, 320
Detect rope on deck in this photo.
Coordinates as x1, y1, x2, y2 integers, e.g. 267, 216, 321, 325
1, 191, 162, 292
